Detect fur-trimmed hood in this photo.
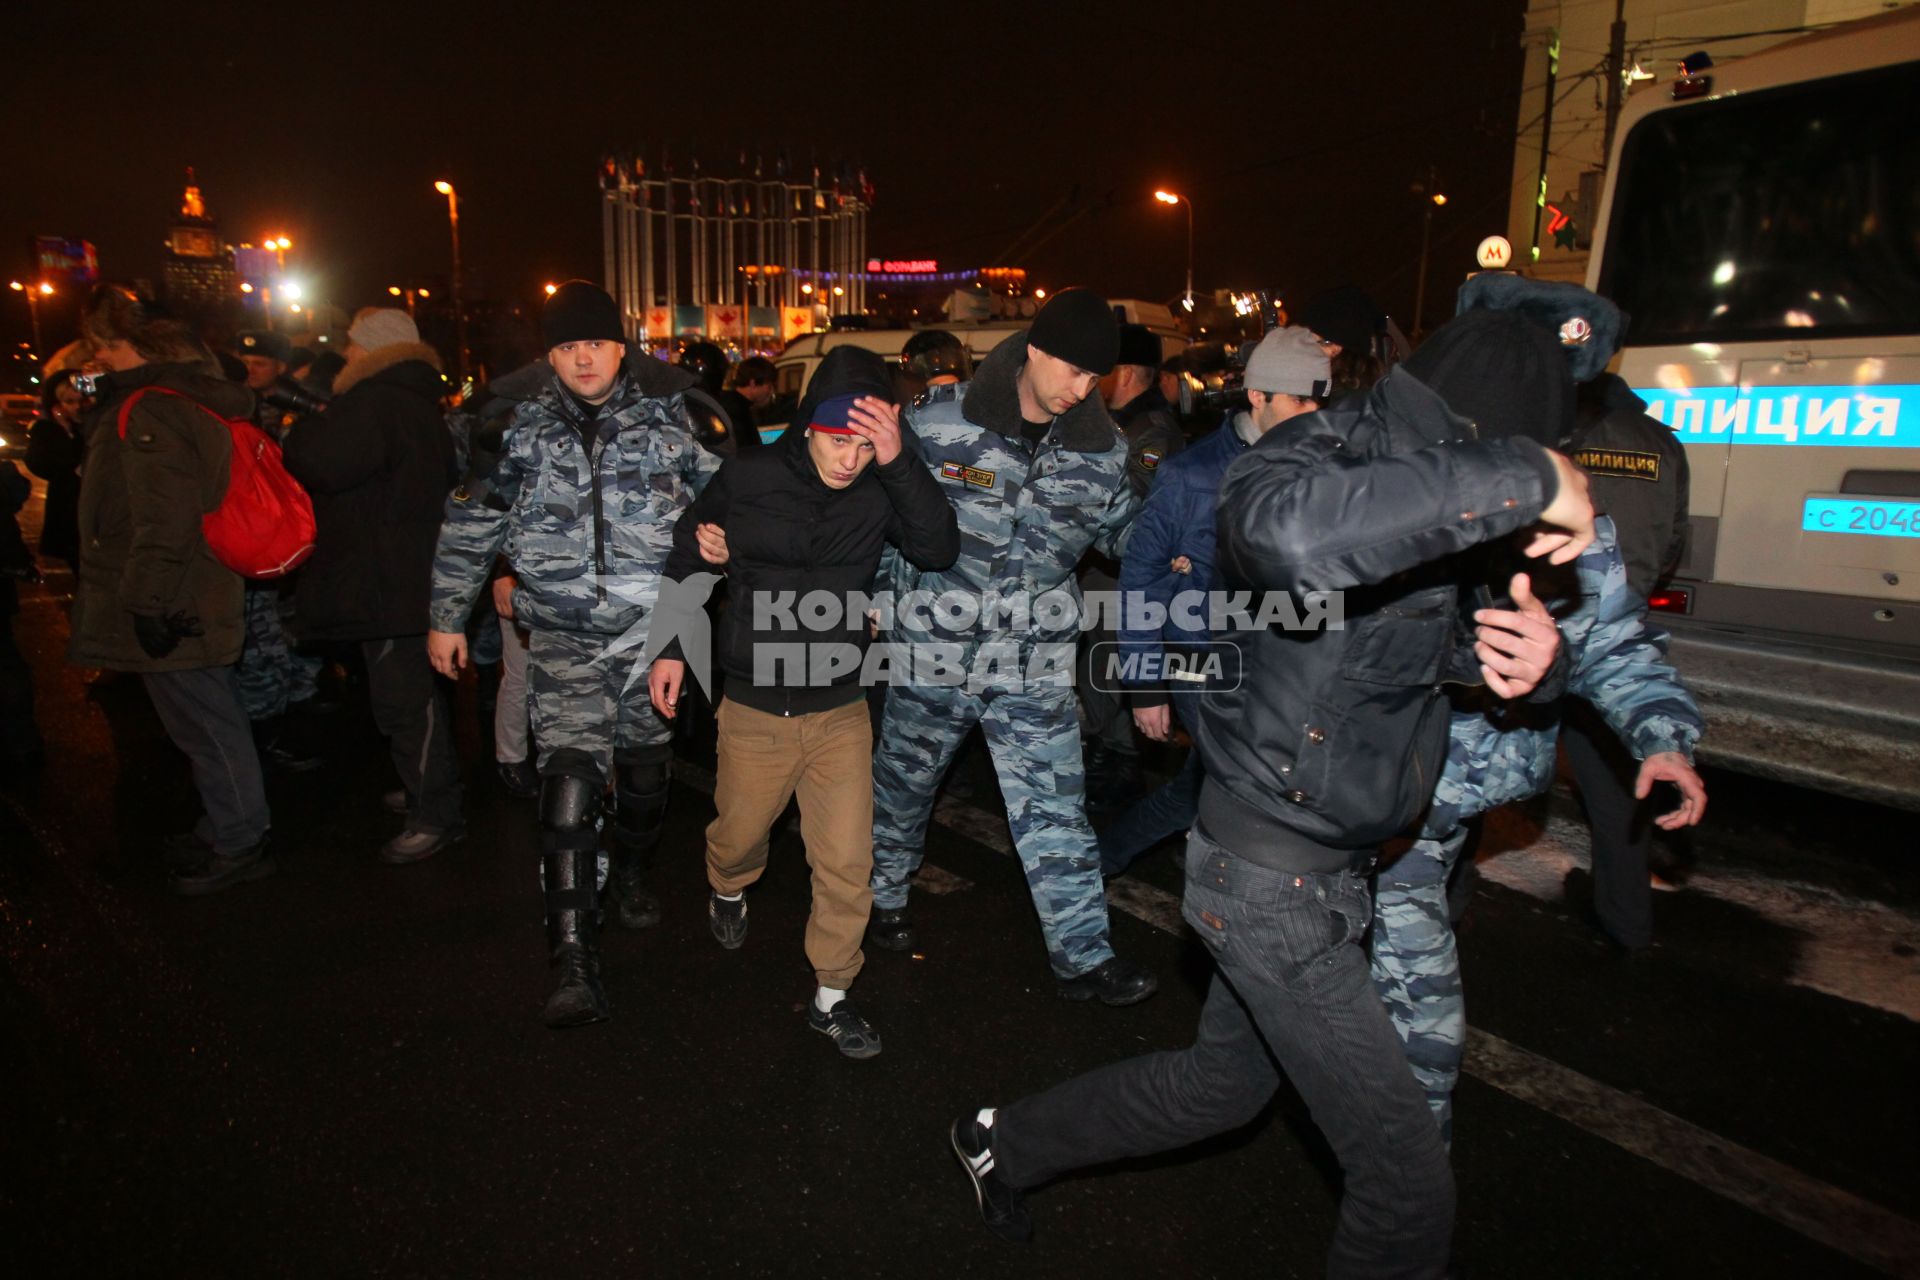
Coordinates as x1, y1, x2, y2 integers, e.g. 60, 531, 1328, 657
961, 330, 1120, 453
332, 341, 445, 397
1454, 274, 1625, 384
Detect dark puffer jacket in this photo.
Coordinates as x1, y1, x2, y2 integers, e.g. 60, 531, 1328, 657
68, 361, 253, 672
1194, 367, 1563, 865
282, 342, 457, 641
662, 347, 959, 717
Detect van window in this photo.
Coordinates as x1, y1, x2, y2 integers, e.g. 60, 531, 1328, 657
1598, 61, 1920, 345
776, 362, 806, 399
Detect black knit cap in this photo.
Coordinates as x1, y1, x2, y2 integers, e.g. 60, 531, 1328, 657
1296, 285, 1384, 354
1027, 288, 1120, 375
543, 280, 626, 349
1401, 309, 1575, 446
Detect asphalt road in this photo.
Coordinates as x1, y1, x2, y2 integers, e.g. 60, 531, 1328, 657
3, 484, 1916, 1278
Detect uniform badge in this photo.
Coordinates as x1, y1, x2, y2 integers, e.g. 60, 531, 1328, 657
940, 461, 965, 481
1140, 450, 1163, 470
1572, 447, 1660, 481
941, 461, 994, 488
1559, 316, 1593, 347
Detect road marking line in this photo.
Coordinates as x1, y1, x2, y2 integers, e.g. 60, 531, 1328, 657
1477, 795, 1920, 1021
1465, 1028, 1920, 1278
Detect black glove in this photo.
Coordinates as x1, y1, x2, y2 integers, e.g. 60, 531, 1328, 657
131, 610, 202, 659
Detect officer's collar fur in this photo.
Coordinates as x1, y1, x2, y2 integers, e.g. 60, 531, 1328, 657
332, 342, 442, 396
962, 330, 1121, 453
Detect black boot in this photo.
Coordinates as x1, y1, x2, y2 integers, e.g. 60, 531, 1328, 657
540, 759, 610, 1028
607, 751, 670, 931
542, 845, 609, 1028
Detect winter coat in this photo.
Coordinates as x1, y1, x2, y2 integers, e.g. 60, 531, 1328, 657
281, 342, 457, 642
25, 415, 82, 565
662, 348, 959, 717
882, 331, 1138, 667
1114, 386, 1184, 497
428, 350, 718, 639
1569, 374, 1689, 600
1193, 366, 1563, 865
67, 360, 251, 672
1115, 413, 1251, 706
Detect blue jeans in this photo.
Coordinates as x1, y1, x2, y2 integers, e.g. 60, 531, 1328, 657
997, 826, 1455, 1279
1097, 688, 1205, 876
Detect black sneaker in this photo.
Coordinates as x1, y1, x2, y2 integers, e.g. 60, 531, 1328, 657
496, 758, 539, 799
171, 837, 276, 897
708, 892, 748, 949
1056, 956, 1158, 1007
808, 998, 882, 1060
380, 825, 465, 865
867, 907, 915, 952
950, 1109, 1031, 1244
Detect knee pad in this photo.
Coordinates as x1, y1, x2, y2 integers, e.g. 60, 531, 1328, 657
540, 748, 605, 837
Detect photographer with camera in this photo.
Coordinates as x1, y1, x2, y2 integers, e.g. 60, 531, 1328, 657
70, 286, 273, 893
282, 308, 464, 863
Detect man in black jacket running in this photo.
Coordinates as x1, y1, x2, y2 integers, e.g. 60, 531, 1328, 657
949, 311, 1597, 1278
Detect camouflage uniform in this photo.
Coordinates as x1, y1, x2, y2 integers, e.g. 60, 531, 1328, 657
1369, 518, 1703, 1141
428, 359, 715, 979
870, 344, 1141, 980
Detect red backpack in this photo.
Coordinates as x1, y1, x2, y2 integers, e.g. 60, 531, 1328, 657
116, 386, 317, 579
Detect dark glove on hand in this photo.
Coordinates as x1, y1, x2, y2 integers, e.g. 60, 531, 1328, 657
132, 610, 202, 659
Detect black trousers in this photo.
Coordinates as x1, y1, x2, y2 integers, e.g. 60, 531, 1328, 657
362, 635, 464, 832
1563, 701, 1654, 950
0, 605, 42, 759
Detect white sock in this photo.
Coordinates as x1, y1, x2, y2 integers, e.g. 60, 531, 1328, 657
716, 891, 743, 902
815, 985, 846, 1013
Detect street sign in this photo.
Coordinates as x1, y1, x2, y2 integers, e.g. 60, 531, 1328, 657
1476, 236, 1514, 270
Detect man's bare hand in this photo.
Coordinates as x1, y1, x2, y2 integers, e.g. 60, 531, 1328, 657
1133, 703, 1172, 742
1637, 752, 1708, 830
648, 658, 685, 719
490, 575, 516, 620
695, 522, 729, 566
427, 630, 468, 678
1473, 573, 1560, 699
1523, 449, 1597, 565
1170, 555, 1192, 575
844, 396, 903, 465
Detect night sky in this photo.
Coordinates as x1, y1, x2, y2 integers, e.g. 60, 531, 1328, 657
4, 0, 1526, 352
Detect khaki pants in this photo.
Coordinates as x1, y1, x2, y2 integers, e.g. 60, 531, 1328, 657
707, 696, 874, 989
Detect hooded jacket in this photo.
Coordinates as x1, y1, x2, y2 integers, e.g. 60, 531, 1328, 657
281, 342, 458, 642
882, 331, 1138, 668
1194, 366, 1563, 867
662, 347, 959, 717
428, 348, 717, 639
67, 360, 253, 671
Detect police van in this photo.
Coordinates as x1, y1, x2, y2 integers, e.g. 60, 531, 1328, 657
1587, 8, 1920, 806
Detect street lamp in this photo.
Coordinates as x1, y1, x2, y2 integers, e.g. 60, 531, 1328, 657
1153, 190, 1195, 309
263, 234, 292, 270
9, 280, 52, 355
544, 282, 558, 296
1412, 169, 1448, 339
435, 180, 468, 382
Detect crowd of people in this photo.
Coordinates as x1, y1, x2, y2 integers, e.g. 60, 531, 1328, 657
0, 271, 1711, 1277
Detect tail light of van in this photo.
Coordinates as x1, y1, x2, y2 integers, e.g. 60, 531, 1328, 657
1648, 587, 1693, 614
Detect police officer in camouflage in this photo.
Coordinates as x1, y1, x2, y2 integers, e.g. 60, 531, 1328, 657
867, 288, 1157, 1007
426, 281, 720, 1028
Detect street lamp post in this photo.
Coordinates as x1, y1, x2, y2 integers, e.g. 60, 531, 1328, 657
435, 181, 468, 383
9, 280, 53, 356
1153, 190, 1195, 309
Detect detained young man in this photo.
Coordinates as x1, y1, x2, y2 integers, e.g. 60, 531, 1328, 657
649, 347, 958, 1058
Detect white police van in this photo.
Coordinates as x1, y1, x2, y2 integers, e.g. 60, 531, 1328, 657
1587, 8, 1920, 806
